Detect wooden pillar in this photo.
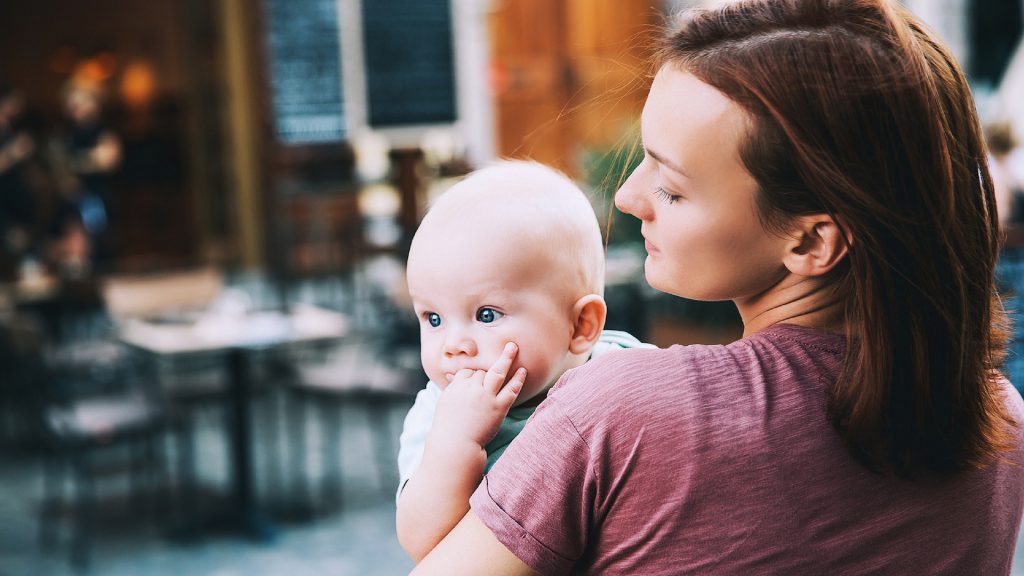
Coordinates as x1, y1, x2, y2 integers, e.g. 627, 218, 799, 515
219, 0, 265, 268
389, 148, 425, 247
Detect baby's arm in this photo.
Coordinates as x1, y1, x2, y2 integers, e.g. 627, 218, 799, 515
396, 343, 526, 562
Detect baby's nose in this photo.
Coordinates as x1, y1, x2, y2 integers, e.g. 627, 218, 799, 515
443, 332, 477, 356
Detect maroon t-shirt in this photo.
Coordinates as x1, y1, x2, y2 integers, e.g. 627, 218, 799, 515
470, 324, 1024, 575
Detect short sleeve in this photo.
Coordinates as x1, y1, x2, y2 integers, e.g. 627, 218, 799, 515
469, 392, 596, 575
395, 380, 441, 504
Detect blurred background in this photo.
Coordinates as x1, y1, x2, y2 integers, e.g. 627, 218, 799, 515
0, 0, 1021, 574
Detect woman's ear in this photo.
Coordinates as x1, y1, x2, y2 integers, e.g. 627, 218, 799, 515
782, 214, 851, 277
569, 294, 607, 355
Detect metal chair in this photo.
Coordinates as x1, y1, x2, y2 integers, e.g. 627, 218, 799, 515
2, 304, 184, 574
283, 287, 422, 515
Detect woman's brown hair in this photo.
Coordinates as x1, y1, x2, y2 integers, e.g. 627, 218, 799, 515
660, 0, 1015, 476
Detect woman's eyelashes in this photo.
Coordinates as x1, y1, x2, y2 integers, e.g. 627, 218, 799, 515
654, 186, 682, 204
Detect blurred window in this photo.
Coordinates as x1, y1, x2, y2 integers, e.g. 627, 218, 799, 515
264, 0, 347, 143
969, 0, 1023, 86
262, 0, 458, 146
362, 0, 456, 127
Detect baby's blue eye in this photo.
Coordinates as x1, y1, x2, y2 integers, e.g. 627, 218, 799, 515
476, 307, 503, 323
427, 312, 442, 327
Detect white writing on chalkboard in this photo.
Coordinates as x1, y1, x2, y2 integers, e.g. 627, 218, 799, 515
263, 0, 459, 142
264, 0, 346, 143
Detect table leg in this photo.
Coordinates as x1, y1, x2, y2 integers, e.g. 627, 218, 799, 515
227, 347, 277, 541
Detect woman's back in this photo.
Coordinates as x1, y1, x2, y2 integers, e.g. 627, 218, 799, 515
472, 324, 1024, 574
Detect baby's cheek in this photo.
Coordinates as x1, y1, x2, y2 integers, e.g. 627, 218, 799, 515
521, 348, 553, 374
420, 350, 445, 389
515, 356, 554, 397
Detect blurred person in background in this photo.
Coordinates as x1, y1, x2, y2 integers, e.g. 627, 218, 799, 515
987, 121, 1024, 227
0, 82, 36, 278
48, 77, 121, 276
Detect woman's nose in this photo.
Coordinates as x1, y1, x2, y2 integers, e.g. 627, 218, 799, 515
615, 163, 651, 220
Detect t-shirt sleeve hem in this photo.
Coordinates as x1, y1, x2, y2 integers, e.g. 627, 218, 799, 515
470, 476, 576, 576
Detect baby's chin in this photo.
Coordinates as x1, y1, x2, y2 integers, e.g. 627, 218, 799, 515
431, 372, 452, 389
512, 390, 547, 409
513, 379, 556, 408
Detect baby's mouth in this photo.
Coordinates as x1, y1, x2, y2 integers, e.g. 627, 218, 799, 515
444, 367, 482, 383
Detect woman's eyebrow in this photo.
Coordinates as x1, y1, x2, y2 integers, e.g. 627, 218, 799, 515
645, 146, 691, 178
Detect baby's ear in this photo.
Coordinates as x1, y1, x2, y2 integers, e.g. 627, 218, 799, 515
569, 295, 607, 355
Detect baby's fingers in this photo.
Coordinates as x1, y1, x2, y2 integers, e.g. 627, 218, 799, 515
483, 342, 519, 395
451, 368, 477, 384
497, 367, 527, 410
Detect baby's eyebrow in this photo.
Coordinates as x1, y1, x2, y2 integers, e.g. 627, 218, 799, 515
409, 299, 432, 311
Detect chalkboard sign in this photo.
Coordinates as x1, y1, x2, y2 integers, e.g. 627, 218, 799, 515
264, 0, 346, 143
362, 0, 457, 127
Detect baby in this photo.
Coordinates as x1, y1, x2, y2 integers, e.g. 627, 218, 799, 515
395, 160, 651, 561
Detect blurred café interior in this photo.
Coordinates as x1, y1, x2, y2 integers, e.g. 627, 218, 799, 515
0, 0, 1022, 574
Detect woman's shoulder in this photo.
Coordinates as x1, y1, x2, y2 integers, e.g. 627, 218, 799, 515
567, 339, 711, 384
544, 337, 717, 411
572, 322, 843, 377
549, 323, 847, 418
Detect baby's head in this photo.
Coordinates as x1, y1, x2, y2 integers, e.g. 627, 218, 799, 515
407, 160, 607, 406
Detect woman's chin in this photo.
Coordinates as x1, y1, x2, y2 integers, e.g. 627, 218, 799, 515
644, 269, 713, 302
643, 265, 678, 295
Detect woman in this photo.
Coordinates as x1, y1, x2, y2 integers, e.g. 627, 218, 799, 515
414, 0, 1024, 573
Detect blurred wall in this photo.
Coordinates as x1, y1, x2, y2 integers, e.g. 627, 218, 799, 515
0, 0, 205, 271
488, 0, 661, 175
0, 0, 188, 113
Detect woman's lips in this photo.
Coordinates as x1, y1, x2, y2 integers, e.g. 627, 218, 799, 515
644, 238, 659, 255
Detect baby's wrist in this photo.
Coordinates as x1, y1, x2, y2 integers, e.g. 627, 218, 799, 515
429, 414, 501, 451
423, 434, 487, 472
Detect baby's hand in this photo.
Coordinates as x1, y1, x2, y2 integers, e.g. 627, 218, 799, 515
431, 342, 527, 449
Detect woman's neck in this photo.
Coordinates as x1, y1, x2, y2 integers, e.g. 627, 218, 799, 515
736, 273, 845, 337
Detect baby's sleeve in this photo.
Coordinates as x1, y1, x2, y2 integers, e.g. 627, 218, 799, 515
395, 380, 441, 504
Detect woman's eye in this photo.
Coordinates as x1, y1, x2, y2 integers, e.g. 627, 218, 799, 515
426, 312, 442, 327
653, 186, 681, 204
476, 307, 504, 323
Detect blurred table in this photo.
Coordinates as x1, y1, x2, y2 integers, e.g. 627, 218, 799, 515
119, 304, 349, 540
